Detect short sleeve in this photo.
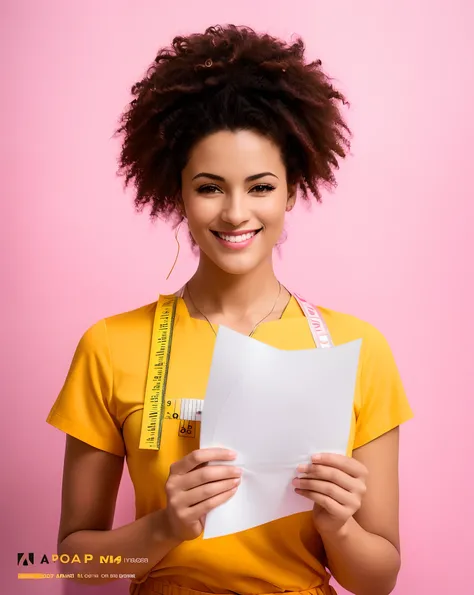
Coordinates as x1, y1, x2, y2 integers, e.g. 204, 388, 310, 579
46, 319, 125, 457
353, 324, 414, 449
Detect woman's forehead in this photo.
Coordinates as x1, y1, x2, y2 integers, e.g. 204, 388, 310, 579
184, 130, 284, 176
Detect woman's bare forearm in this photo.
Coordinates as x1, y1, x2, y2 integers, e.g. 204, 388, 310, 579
321, 517, 401, 595
58, 509, 182, 585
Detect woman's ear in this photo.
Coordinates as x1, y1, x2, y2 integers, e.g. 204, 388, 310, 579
286, 186, 297, 212
176, 196, 186, 219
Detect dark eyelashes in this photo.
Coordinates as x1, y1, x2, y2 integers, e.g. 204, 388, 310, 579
196, 184, 276, 194
196, 185, 220, 194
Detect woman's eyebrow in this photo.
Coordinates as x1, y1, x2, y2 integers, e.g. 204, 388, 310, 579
192, 171, 279, 182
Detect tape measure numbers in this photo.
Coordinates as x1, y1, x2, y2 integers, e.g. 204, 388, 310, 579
139, 295, 178, 450
165, 398, 204, 439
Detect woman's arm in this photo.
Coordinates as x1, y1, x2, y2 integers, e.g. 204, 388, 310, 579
56, 436, 241, 585
318, 428, 402, 595
56, 435, 182, 584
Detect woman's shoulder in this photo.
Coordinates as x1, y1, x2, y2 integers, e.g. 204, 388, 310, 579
316, 307, 413, 444
318, 305, 383, 339
103, 299, 158, 327
75, 299, 159, 354
100, 299, 161, 347
317, 305, 396, 359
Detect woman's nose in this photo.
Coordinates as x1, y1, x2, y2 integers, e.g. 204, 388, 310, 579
220, 194, 250, 226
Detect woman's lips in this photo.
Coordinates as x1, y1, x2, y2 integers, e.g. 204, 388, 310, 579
211, 228, 262, 250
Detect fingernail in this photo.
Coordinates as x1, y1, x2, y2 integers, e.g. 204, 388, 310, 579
297, 464, 306, 472
233, 478, 241, 485
312, 453, 322, 461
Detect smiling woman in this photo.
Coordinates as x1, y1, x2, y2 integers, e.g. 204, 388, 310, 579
180, 130, 294, 277
46, 24, 413, 595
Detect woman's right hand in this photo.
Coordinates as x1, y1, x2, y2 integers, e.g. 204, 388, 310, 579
163, 448, 242, 542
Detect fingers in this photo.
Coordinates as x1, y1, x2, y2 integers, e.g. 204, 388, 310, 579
164, 449, 241, 541
305, 453, 368, 479
180, 477, 241, 508
295, 488, 347, 517
181, 483, 239, 524
170, 448, 236, 475
166, 449, 242, 519
166, 475, 241, 518
293, 478, 357, 507
294, 454, 368, 520
296, 463, 361, 493
178, 464, 242, 491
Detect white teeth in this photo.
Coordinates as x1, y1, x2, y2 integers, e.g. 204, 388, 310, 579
217, 231, 257, 243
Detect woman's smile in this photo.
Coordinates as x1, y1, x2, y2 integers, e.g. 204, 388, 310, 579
211, 228, 263, 249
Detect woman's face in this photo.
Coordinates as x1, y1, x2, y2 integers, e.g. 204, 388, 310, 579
180, 129, 296, 275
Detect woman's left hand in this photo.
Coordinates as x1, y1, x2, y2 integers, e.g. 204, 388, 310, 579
293, 453, 369, 536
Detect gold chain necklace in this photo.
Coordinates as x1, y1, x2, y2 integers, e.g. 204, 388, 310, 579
185, 281, 282, 337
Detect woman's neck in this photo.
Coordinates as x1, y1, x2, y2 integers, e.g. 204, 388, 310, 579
186, 254, 285, 320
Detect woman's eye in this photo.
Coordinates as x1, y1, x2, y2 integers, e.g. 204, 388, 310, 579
251, 184, 275, 193
197, 185, 221, 194
196, 183, 275, 194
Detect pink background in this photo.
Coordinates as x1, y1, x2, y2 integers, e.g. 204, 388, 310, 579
2, 1, 473, 594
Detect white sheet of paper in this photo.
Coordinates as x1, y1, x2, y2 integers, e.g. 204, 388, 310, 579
200, 326, 362, 539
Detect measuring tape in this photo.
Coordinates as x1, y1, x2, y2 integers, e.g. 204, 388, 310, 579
138, 295, 178, 450
164, 398, 204, 439
139, 287, 333, 450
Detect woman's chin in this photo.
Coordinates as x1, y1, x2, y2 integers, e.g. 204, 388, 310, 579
206, 251, 266, 276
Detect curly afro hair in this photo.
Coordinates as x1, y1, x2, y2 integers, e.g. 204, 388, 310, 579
115, 24, 351, 222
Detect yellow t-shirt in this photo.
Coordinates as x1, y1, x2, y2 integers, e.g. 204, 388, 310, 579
46, 294, 413, 593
